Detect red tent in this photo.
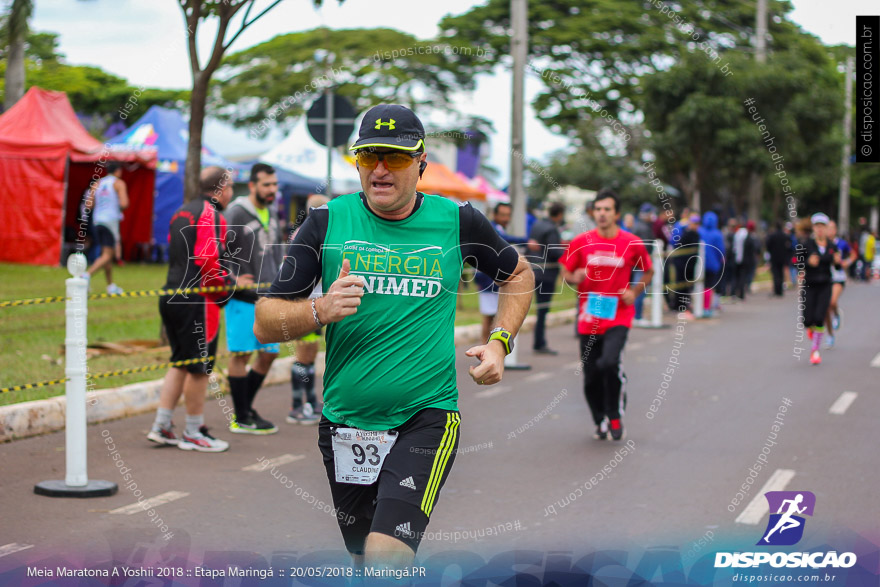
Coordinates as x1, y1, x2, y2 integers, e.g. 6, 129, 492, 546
0, 87, 157, 266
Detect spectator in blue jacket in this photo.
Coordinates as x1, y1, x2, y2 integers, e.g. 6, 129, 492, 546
699, 211, 725, 316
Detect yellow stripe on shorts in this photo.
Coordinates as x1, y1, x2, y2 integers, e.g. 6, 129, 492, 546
420, 412, 460, 517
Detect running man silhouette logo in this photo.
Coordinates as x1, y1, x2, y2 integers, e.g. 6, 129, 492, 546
758, 491, 816, 546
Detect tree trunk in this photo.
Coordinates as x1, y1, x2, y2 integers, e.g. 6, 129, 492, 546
184, 72, 210, 203
747, 172, 762, 221
770, 188, 782, 223
689, 168, 701, 213
3, 39, 26, 111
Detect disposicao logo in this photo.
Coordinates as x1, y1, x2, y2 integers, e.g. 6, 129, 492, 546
715, 490, 857, 569
758, 491, 815, 546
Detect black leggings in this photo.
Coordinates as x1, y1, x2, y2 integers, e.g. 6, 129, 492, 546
803, 282, 832, 329
579, 326, 629, 425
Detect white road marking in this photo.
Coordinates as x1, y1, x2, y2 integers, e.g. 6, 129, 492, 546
475, 385, 511, 399
870, 353, 880, 368
110, 491, 189, 515
242, 454, 305, 471
0, 543, 34, 558
829, 392, 858, 415
735, 469, 796, 525
524, 372, 553, 383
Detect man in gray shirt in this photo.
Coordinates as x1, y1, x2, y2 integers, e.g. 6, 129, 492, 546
223, 163, 285, 434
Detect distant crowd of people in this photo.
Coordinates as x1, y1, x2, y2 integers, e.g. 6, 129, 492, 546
473, 197, 876, 361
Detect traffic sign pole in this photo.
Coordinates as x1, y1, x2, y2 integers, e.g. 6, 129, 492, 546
325, 88, 334, 196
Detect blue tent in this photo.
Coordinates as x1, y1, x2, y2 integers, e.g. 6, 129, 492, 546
107, 106, 232, 246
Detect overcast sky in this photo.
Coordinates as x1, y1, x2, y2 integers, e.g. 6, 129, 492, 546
30, 0, 878, 184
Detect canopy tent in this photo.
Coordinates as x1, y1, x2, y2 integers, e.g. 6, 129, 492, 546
473, 175, 509, 204
417, 160, 486, 201
234, 159, 327, 195
260, 120, 361, 195
106, 106, 233, 247
0, 87, 156, 266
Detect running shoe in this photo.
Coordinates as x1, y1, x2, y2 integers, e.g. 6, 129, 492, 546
106, 283, 124, 295
229, 411, 278, 435
286, 402, 319, 425
609, 418, 626, 441
832, 310, 842, 331
593, 419, 608, 440
810, 350, 821, 365
824, 335, 835, 349
533, 347, 559, 355
249, 409, 278, 433
147, 425, 179, 446
178, 426, 229, 452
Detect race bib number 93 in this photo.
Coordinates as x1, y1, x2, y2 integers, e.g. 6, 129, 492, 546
332, 428, 398, 485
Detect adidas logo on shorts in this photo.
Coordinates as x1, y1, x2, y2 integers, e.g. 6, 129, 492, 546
399, 476, 416, 490
395, 522, 412, 537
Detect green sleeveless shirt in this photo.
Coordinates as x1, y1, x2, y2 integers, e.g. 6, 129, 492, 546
320, 192, 463, 430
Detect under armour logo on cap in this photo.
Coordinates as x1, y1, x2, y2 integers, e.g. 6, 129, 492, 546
351, 104, 425, 151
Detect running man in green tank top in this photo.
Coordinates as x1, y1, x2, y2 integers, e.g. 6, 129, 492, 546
255, 105, 534, 570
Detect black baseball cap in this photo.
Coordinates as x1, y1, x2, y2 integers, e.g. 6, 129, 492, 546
349, 104, 425, 152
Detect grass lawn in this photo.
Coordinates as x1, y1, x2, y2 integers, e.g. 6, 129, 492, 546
0, 262, 578, 406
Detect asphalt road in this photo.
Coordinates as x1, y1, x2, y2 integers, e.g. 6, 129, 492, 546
1, 282, 878, 581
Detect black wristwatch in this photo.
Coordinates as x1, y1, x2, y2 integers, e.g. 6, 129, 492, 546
488, 327, 514, 355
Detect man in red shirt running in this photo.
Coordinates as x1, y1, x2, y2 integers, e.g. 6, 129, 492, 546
561, 189, 653, 441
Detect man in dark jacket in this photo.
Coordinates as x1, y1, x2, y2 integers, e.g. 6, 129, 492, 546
765, 222, 792, 297
223, 163, 285, 434
527, 202, 566, 354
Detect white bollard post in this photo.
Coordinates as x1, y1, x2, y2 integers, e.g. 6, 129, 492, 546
650, 240, 664, 328
34, 253, 117, 498
693, 241, 705, 319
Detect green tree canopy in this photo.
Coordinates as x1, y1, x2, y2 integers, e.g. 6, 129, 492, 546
213, 26, 476, 134
0, 30, 188, 134
439, 0, 808, 138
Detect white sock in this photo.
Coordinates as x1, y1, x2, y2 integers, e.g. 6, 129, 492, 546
185, 414, 204, 437
153, 407, 174, 431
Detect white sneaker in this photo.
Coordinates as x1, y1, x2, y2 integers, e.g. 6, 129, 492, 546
106, 283, 124, 295
178, 426, 229, 452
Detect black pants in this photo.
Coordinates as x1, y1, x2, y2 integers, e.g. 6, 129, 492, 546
803, 282, 832, 329
734, 263, 751, 299
579, 326, 628, 425
533, 288, 554, 350
770, 261, 786, 296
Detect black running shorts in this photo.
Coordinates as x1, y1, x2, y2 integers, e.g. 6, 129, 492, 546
158, 295, 218, 374
95, 224, 116, 248
317, 408, 461, 555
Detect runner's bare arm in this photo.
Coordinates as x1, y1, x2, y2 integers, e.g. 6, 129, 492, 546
254, 297, 317, 343
493, 255, 535, 340
562, 266, 585, 285
465, 256, 534, 385
255, 259, 364, 343
621, 268, 653, 305
116, 179, 129, 210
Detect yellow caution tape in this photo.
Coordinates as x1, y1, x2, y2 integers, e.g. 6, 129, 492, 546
0, 282, 272, 308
